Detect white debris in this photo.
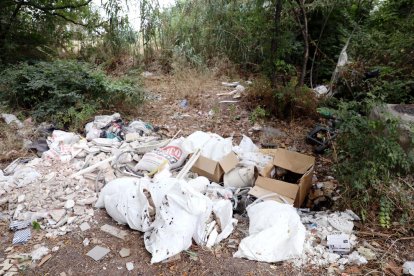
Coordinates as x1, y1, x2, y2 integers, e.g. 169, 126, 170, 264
30, 246, 49, 261
403, 261, 414, 275
64, 200, 75, 209
348, 251, 368, 265
313, 85, 329, 96
83, 238, 90, 247
126, 262, 134, 271
234, 201, 305, 262
2, 113, 24, 128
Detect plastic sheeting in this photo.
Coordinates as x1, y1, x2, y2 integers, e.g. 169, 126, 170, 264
234, 200, 305, 263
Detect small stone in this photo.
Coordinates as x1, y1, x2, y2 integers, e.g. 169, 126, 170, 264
79, 222, 91, 232
83, 238, 90, 247
119, 248, 130, 258
64, 200, 75, 209
100, 224, 127, 240
126, 262, 134, 271
49, 209, 66, 222
17, 195, 25, 203
60, 272, 67, 276
403, 261, 414, 275
52, 246, 59, 252
86, 246, 110, 261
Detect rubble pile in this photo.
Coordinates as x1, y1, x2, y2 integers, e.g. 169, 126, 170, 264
0, 112, 380, 272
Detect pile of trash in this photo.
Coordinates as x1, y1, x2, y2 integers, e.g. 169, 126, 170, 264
0, 112, 370, 269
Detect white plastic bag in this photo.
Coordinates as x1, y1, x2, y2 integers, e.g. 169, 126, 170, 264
234, 201, 305, 262
184, 131, 232, 161
95, 177, 154, 232
135, 138, 189, 172
144, 178, 211, 263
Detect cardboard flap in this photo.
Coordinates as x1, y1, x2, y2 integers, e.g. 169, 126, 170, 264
193, 155, 218, 175
249, 186, 294, 205
219, 152, 239, 173
272, 148, 315, 174
255, 176, 299, 200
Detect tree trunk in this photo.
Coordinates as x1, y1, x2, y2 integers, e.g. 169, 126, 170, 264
270, 0, 283, 88
0, 2, 22, 51
295, 0, 309, 87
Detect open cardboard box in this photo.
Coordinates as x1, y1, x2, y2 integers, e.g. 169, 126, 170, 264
191, 152, 239, 183
250, 148, 315, 207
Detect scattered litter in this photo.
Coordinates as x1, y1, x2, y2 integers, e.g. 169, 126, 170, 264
221, 81, 240, 87
12, 228, 32, 244
86, 246, 110, 261
83, 238, 90, 247
126, 262, 134, 271
179, 99, 189, 108
313, 85, 329, 97
31, 246, 49, 261
2, 113, 24, 128
79, 222, 91, 232
100, 224, 128, 240
403, 261, 414, 275
327, 233, 351, 253
348, 251, 368, 265
357, 246, 376, 261
38, 254, 52, 267
119, 248, 131, 258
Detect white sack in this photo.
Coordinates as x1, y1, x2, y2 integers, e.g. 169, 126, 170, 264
95, 177, 154, 232
184, 131, 232, 161
135, 138, 189, 172
144, 178, 211, 263
234, 201, 305, 262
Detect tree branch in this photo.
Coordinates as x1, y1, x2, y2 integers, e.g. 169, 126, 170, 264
16, 0, 92, 11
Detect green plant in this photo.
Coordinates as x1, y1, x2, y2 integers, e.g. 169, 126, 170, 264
0, 60, 144, 128
334, 99, 414, 226
249, 106, 267, 124
32, 221, 41, 230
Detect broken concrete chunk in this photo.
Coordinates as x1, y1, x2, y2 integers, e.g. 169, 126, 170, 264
49, 209, 66, 222
86, 246, 110, 261
83, 238, 90, 247
119, 248, 130, 258
64, 200, 75, 209
126, 262, 134, 271
79, 222, 91, 232
100, 224, 127, 240
403, 261, 414, 275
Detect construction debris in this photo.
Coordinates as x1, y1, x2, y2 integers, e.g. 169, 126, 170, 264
86, 246, 110, 261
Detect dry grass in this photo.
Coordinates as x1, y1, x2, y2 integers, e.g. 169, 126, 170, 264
0, 120, 29, 169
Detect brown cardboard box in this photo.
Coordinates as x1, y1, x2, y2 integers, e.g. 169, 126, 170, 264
250, 148, 315, 207
191, 152, 239, 183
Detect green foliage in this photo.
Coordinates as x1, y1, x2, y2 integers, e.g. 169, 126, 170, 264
249, 106, 267, 124
32, 221, 41, 230
0, 61, 143, 128
334, 99, 414, 226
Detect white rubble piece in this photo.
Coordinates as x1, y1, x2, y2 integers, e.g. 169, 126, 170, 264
79, 222, 91, 232
348, 251, 368, 265
86, 246, 110, 261
119, 248, 131, 258
126, 262, 134, 271
2, 113, 24, 128
292, 210, 360, 268
30, 246, 49, 261
234, 201, 305, 262
100, 224, 128, 240
403, 261, 414, 275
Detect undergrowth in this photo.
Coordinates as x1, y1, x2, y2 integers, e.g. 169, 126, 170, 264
0, 61, 144, 129
334, 100, 414, 228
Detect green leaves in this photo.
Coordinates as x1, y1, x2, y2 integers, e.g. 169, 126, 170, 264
0, 60, 143, 129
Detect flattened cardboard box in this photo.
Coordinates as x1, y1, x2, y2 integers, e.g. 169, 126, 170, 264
250, 148, 315, 207
191, 152, 239, 183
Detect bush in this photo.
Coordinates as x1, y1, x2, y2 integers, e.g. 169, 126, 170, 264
334, 100, 414, 227
0, 61, 143, 129
245, 77, 317, 119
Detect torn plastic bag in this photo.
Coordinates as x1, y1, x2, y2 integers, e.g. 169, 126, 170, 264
95, 177, 154, 232
184, 131, 233, 161
234, 200, 305, 262
144, 178, 211, 263
194, 199, 237, 247
233, 135, 272, 171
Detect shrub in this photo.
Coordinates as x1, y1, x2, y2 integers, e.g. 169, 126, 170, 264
334, 100, 414, 226
245, 77, 317, 119
0, 61, 143, 129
